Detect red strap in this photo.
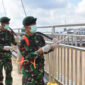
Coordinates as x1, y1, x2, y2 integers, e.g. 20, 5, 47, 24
20, 57, 25, 70
20, 36, 37, 69
23, 36, 30, 46
20, 36, 30, 70
30, 59, 37, 69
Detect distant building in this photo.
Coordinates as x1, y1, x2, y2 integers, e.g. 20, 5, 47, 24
66, 28, 85, 35
76, 28, 85, 35
21, 29, 25, 32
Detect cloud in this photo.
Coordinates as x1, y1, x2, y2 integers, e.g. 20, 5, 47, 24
0, 0, 69, 28
0, 0, 6, 16
0, 0, 84, 31
24, 0, 68, 9
75, 0, 85, 15
66, 0, 85, 24
0, 0, 26, 28
24, 8, 67, 26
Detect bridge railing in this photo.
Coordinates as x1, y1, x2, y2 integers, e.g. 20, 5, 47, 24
13, 23, 85, 47
44, 41, 85, 85
13, 23, 85, 34
50, 34, 85, 46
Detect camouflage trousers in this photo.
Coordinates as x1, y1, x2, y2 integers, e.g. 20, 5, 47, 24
22, 74, 44, 85
0, 52, 12, 85
22, 62, 45, 85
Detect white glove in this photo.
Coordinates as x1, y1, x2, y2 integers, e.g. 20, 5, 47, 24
52, 38, 59, 48
4, 46, 12, 51
51, 43, 59, 48
42, 45, 51, 52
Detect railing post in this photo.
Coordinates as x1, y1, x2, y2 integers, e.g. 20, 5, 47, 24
71, 48, 73, 85
75, 49, 77, 85
18, 29, 20, 34
58, 47, 60, 80
52, 26, 55, 35
64, 47, 66, 84
67, 47, 69, 85
80, 50, 82, 85
80, 36, 82, 47
61, 47, 63, 82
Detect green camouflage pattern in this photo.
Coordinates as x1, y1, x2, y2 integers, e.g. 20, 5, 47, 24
0, 29, 16, 85
19, 33, 46, 85
0, 53, 12, 85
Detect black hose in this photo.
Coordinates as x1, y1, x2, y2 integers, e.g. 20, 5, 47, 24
36, 32, 53, 40
8, 29, 53, 41
9, 28, 17, 36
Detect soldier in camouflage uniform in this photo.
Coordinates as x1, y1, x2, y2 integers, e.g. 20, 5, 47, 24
18, 16, 53, 85
0, 17, 17, 85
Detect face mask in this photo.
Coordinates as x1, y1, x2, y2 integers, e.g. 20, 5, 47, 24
30, 25, 37, 33
4, 24, 9, 29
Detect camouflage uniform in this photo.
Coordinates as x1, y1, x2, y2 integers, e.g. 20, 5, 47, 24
19, 34, 46, 85
0, 29, 16, 85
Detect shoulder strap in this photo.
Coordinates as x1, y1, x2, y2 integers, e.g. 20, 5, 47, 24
23, 36, 30, 46
17, 36, 30, 70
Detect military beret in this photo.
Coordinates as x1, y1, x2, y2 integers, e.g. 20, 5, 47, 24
0, 17, 10, 23
23, 16, 37, 26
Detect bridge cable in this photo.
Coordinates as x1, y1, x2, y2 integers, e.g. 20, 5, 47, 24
2, 0, 7, 16
20, 0, 27, 17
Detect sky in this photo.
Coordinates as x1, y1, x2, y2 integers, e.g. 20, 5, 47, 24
69, 0, 81, 4
0, 0, 85, 31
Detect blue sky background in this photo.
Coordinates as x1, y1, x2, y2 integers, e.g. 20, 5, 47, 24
69, 0, 81, 4
0, 0, 85, 32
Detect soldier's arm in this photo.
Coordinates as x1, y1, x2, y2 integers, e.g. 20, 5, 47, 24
0, 45, 11, 51
37, 35, 53, 54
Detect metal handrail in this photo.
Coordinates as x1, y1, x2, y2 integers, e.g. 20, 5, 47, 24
45, 41, 84, 85
38, 23, 85, 28
11, 23, 85, 30
46, 40, 85, 51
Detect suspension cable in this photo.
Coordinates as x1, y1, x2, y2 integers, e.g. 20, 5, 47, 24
20, 0, 27, 17
2, 0, 7, 16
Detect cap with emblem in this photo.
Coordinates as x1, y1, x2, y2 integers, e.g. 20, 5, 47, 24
0, 17, 10, 23
23, 16, 37, 26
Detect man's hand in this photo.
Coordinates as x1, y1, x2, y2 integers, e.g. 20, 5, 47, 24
37, 48, 43, 54
3, 46, 12, 51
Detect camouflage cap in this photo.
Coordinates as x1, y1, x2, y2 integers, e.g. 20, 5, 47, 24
23, 16, 37, 26
0, 17, 10, 23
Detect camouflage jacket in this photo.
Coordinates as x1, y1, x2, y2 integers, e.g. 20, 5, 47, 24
0, 29, 17, 52
18, 33, 46, 74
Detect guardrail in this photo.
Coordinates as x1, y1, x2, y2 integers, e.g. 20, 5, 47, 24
12, 23, 85, 47
49, 34, 85, 46
12, 23, 85, 33
44, 42, 85, 85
